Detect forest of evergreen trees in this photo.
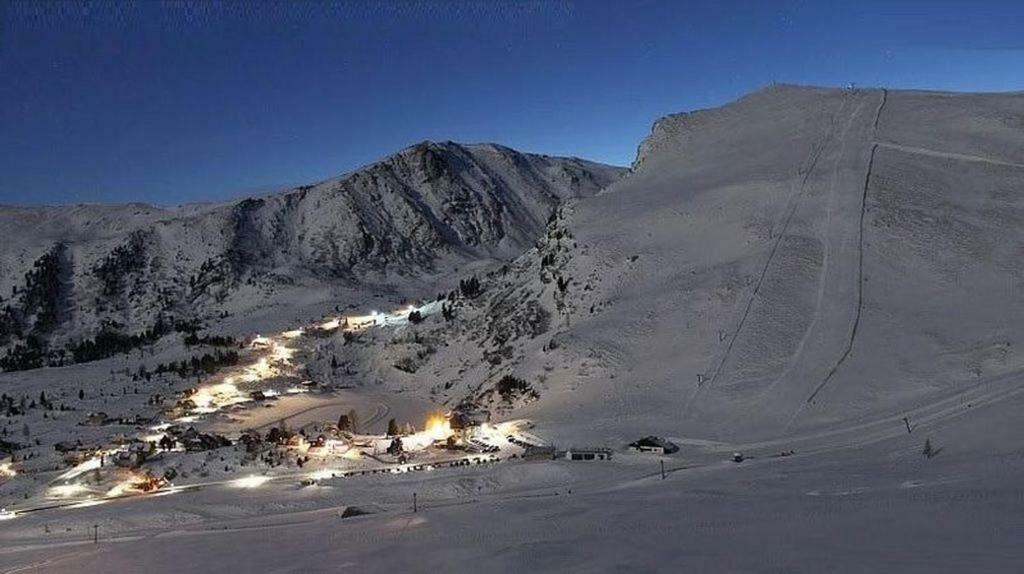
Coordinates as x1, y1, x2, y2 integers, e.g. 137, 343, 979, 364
0, 312, 234, 373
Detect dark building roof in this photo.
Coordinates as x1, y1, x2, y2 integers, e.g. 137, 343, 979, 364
629, 436, 679, 453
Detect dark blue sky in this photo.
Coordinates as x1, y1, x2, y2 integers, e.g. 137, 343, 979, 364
2, 1, 1022, 206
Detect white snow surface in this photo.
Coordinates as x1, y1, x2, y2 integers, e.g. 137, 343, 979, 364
3, 85, 1024, 572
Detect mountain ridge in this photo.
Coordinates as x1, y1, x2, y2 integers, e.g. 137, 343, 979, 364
0, 141, 625, 357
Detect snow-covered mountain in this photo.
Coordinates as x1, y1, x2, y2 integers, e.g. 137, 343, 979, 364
0, 141, 624, 350
339, 85, 1024, 445
583, 85, 1024, 441
6, 83, 1024, 444
5, 86, 1024, 573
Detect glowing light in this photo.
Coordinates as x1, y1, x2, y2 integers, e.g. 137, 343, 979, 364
55, 451, 116, 482
345, 312, 384, 332
307, 469, 338, 481
391, 304, 419, 316
0, 463, 15, 478
234, 339, 296, 384
104, 472, 165, 497
496, 420, 523, 433
0, 508, 17, 520
232, 475, 270, 489
424, 414, 452, 441
250, 335, 272, 348
239, 358, 271, 382
271, 343, 294, 363
49, 484, 90, 498
282, 329, 304, 339
191, 382, 248, 412
106, 480, 136, 498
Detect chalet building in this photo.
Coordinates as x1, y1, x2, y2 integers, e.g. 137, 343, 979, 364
565, 447, 613, 461
628, 436, 679, 455
450, 408, 490, 430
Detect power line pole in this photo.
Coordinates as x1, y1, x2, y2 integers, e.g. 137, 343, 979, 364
413, 492, 418, 513
660, 459, 666, 480
92, 524, 98, 545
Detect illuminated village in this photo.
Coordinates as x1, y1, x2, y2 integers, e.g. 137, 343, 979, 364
0, 300, 553, 519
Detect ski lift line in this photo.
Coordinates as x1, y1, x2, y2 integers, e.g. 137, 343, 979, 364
699, 91, 853, 392
800, 89, 888, 408
748, 95, 872, 412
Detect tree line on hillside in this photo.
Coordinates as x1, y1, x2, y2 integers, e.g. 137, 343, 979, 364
0, 313, 234, 373
135, 349, 240, 382
93, 229, 150, 300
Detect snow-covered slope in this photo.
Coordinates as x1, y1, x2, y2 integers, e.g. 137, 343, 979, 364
4, 86, 1024, 573
543, 85, 1024, 442
0, 142, 624, 348
357, 86, 1024, 445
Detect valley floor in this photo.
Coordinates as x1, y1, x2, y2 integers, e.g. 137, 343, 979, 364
3, 372, 1024, 573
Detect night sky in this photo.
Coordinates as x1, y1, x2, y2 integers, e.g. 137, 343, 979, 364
2, 0, 1022, 205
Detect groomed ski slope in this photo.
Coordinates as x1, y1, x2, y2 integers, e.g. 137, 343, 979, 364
517, 85, 1024, 446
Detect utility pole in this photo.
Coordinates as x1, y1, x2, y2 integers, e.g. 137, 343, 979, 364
413, 492, 418, 513
660, 460, 666, 480
93, 524, 98, 544
903, 416, 912, 434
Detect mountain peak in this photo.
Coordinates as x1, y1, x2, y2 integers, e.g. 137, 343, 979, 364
0, 142, 624, 344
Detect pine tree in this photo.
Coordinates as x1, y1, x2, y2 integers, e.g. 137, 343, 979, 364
337, 414, 352, 432
387, 437, 404, 456
348, 409, 359, 434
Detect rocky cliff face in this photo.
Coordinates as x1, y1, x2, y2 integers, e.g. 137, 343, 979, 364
0, 141, 624, 351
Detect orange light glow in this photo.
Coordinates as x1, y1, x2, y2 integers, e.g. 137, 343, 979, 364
424, 414, 452, 441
